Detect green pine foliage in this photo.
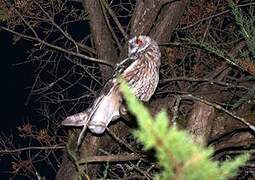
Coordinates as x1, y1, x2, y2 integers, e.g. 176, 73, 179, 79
0, 10, 7, 21
184, 2, 255, 71
0, 3, 8, 22
228, 0, 255, 62
119, 79, 249, 180
228, 1, 255, 108
184, 38, 240, 68
232, 83, 255, 109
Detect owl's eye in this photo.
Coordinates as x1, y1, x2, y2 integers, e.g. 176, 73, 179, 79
135, 38, 143, 45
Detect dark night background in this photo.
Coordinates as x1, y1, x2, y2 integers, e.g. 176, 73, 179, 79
0, 30, 33, 133
0, 2, 94, 177
0, 28, 54, 180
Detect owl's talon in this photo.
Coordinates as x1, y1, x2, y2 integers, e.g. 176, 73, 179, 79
119, 105, 128, 116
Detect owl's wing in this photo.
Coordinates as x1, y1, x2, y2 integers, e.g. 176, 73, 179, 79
75, 95, 104, 147
76, 82, 121, 147
87, 83, 121, 132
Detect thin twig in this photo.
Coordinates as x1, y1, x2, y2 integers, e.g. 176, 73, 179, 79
0, 145, 64, 154
33, 0, 80, 53
179, 2, 255, 30
161, 77, 248, 90
0, 26, 114, 66
181, 94, 255, 132
100, 0, 122, 50
100, 0, 128, 40
106, 128, 140, 154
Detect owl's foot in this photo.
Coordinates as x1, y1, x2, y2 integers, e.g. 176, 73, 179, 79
119, 104, 133, 122
119, 104, 128, 116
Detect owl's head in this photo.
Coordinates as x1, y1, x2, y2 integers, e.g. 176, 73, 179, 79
128, 35, 152, 58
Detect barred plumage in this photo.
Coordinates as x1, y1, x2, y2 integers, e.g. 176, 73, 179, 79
62, 35, 161, 147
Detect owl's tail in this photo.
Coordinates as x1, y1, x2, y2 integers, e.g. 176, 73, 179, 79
61, 110, 90, 127
61, 88, 121, 147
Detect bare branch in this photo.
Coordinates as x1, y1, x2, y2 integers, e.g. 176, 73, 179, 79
100, 0, 122, 50
161, 77, 249, 90
100, 0, 128, 40
0, 145, 64, 154
0, 26, 114, 66
181, 94, 255, 132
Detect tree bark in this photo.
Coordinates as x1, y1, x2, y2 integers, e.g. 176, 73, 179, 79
83, 0, 118, 82
186, 41, 248, 145
186, 102, 215, 144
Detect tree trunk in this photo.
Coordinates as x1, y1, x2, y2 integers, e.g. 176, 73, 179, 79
186, 102, 215, 144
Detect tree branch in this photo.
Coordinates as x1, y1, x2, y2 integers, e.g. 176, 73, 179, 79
79, 153, 145, 164
182, 94, 255, 132
0, 26, 114, 66
0, 145, 64, 154
83, 0, 118, 80
100, 0, 128, 40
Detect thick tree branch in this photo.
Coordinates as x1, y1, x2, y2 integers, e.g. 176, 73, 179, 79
186, 102, 215, 144
83, 0, 118, 81
130, 0, 163, 36
185, 40, 252, 145
150, 0, 188, 43
182, 94, 255, 132
56, 1, 120, 179
79, 153, 145, 164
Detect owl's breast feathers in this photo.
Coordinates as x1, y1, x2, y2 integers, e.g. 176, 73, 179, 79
122, 46, 160, 101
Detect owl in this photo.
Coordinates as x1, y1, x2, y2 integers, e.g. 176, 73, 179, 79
62, 35, 161, 147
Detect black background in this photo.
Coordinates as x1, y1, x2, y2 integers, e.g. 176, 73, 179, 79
0, 30, 33, 134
